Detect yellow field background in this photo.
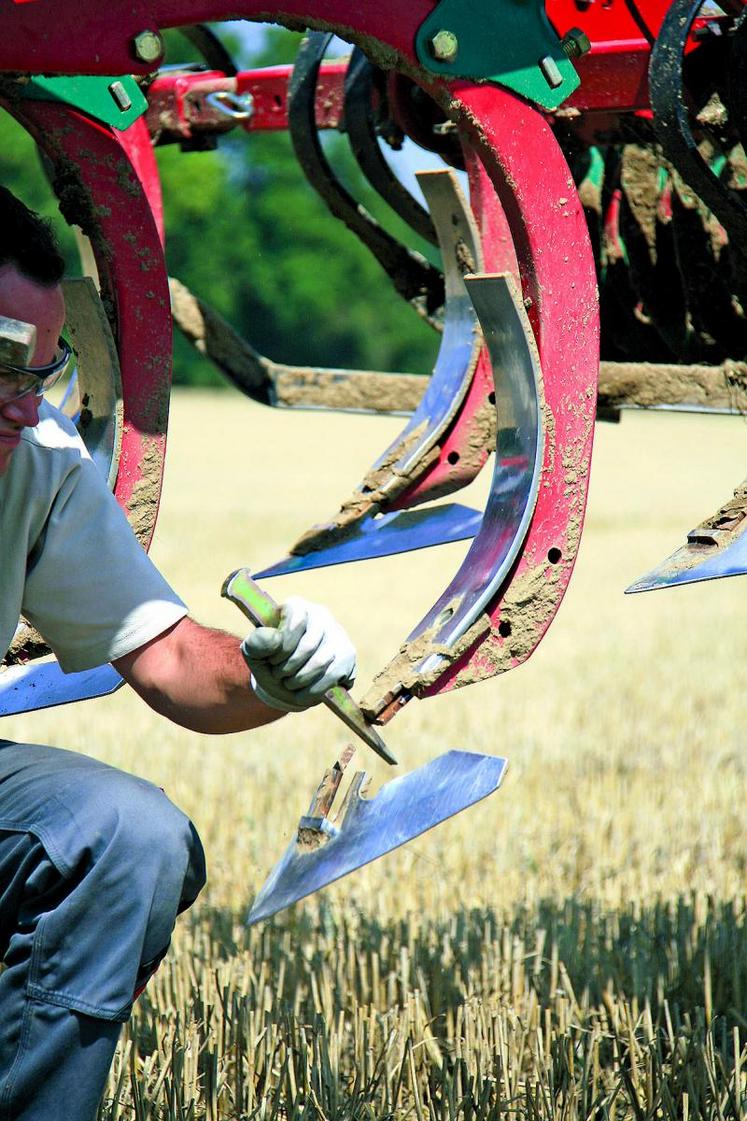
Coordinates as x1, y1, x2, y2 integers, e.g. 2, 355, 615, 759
5, 391, 746, 1117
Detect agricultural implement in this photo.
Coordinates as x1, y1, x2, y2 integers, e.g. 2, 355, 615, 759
0, 0, 744, 915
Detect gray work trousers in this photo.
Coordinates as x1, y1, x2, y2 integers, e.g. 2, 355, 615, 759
0, 740, 206, 1121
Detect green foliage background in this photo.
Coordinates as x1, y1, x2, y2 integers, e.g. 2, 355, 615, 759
0, 25, 439, 386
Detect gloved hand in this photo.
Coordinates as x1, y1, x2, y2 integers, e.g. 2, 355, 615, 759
241, 596, 357, 713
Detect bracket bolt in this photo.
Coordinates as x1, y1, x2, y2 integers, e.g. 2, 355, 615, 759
560, 28, 591, 59
429, 29, 459, 63
132, 29, 164, 64
540, 55, 563, 89
108, 80, 132, 112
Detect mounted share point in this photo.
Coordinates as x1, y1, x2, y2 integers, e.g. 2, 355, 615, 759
248, 747, 507, 925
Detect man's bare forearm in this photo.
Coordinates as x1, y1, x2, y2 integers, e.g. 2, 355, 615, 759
114, 616, 284, 734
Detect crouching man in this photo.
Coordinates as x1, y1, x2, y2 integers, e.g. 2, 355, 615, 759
0, 188, 355, 1121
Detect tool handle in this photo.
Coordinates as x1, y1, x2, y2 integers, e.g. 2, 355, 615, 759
222, 567, 398, 766
222, 568, 281, 629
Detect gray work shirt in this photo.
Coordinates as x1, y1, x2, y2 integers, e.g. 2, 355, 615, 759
0, 401, 187, 671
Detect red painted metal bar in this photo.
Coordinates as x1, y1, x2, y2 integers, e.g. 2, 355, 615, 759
144, 44, 689, 150
147, 69, 240, 143
147, 61, 348, 145
0, 0, 708, 78
0, 2, 432, 75
0, 2, 737, 124
236, 60, 348, 131
6, 100, 172, 550
140, 9, 734, 152
380, 81, 598, 709
549, 0, 667, 42
147, 56, 653, 144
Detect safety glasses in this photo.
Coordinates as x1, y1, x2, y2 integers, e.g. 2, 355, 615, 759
0, 337, 73, 405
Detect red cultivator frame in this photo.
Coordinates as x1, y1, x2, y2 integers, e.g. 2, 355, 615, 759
0, 0, 744, 721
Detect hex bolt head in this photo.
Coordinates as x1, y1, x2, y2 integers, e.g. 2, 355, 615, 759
429, 29, 459, 63
132, 29, 164, 64
560, 28, 592, 59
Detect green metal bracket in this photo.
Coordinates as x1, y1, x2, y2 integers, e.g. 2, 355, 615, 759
21, 75, 147, 131
415, 0, 581, 112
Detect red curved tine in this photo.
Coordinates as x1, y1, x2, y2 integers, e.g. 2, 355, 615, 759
427, 84, 598, 700
8, 102, 172, 551
362, 86, 599, 721
118, 116, 166, 247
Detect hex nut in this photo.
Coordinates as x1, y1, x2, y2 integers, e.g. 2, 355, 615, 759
429, 29, 459, 63
132, 29, 164, 64
560, 28, 591, 59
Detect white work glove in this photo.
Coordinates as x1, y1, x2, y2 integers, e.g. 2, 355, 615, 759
241, 596, 357, 713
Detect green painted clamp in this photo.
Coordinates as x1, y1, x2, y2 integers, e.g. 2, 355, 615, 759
20, 75, 147, 131
415, 0, 582, 112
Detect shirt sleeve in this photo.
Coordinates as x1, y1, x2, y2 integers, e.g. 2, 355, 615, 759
22, 450, 188, 673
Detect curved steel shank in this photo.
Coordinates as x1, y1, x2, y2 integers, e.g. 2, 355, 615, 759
291, 167, 484, 555
60, 278, 123, 489
413, 274, 544, 662
361, 274, 545, 717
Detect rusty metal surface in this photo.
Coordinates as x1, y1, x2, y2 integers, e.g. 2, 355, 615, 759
597, 361, 747, 414
146, 71, 245, 144
169, 274, 422, 411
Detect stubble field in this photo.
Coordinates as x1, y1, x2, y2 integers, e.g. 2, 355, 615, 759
7, 390, 746, 1119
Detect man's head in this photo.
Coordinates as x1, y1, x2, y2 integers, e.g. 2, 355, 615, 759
0, 188, 66, 473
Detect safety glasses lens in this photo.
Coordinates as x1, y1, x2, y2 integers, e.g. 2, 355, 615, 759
0, 339, 72, 404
